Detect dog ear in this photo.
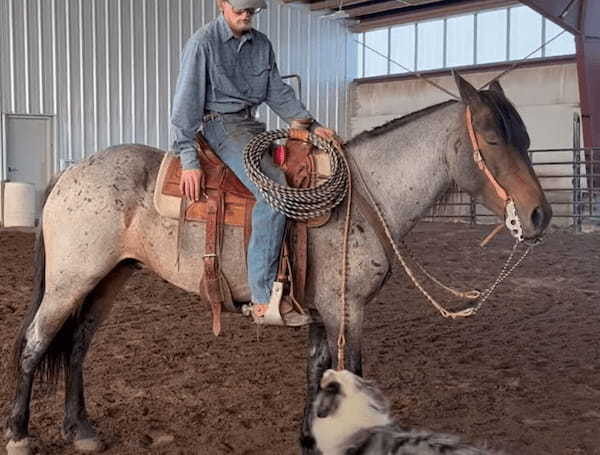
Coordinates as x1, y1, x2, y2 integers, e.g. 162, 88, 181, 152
316, 381, 342, 418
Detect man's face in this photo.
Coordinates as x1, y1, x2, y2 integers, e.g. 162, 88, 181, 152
221, 1, 256, 36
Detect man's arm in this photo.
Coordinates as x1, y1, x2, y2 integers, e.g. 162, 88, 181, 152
171, 38, 207, 200
264, 45, 341, 143
264, 45, 314, 125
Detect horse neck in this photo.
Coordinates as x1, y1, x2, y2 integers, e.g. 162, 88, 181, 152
347, 102, 464, 240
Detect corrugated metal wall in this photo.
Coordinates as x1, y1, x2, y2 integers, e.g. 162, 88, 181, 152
0, 0, 354, 174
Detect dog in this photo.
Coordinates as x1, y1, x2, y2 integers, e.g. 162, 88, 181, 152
310, 369, 502, 455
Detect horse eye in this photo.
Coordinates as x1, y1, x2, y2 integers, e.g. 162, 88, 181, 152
486, 138, 499, 146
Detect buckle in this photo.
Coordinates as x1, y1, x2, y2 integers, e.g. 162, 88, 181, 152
203, 112, 218, 123
240, 106, 254, 119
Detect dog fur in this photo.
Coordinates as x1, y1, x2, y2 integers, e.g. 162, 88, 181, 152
311, 369, 502, 455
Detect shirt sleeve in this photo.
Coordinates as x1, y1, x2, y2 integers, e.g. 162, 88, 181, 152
171, 39, 207, 170
264, 44, 313, 125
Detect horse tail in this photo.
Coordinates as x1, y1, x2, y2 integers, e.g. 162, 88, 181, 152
12, 172, 79, 387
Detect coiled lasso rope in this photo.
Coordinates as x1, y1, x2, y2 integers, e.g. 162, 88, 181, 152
243, 129, 349, 220
244, 129, 352, 370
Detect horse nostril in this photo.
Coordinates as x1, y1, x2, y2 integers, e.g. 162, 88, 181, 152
531, 206, 545, 230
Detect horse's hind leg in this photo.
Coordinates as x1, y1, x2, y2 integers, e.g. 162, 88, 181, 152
62, 262, 136, 452
6, 289, 93, 455
7, 263, 121, 454
5, 369, 35, 454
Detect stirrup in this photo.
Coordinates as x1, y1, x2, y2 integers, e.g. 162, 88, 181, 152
247, 281, 286, 326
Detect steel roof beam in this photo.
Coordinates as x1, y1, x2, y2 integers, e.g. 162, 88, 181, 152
350, 0, 515, 32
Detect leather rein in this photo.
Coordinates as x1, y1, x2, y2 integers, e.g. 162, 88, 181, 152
465, 106, 524, 241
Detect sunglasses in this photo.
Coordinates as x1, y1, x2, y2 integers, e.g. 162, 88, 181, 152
227, 2, 261, 15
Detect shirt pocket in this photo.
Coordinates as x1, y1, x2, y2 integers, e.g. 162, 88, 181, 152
212, 63, 241, 98
246, 62, 271, 100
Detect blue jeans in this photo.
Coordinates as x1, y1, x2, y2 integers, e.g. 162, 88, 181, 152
203, 113, 287, 304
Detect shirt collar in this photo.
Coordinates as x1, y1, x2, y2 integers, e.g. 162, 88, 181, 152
217, 14, 254, 45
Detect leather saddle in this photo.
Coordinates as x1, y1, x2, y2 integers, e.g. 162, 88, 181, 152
154, 128, 331, 335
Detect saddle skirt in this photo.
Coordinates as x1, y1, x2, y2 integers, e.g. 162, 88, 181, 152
153, 129, 332, 335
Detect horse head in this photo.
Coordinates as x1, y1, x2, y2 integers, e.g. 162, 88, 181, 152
451, 73, 552, 243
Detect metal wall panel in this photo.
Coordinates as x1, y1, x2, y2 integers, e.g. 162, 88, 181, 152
0, 0, 354, 174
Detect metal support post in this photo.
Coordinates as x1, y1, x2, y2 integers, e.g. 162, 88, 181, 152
572, 112, 582, 233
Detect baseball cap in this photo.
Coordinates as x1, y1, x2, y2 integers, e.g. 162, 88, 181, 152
228, 0, 267, 10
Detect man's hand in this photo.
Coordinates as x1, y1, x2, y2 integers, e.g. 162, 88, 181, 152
180, 169, 206, 202
313, 126, 343, 146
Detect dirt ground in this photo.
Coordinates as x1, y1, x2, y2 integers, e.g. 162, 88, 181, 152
1, 222, 599, 455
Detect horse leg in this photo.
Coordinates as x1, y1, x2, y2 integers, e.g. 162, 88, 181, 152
300, 317, 333, 454
6, 257, 119, 454
300, 295, 367, 455
62, 262, 135, 452
345, 300, 365, 377
4, 370, 35, 455
6, 290, 88, 455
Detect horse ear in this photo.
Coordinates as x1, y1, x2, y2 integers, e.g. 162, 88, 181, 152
454, 72, 482, 106
488, 80, 505, 96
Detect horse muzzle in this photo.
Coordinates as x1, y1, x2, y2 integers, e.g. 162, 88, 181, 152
506, 198, 552, 244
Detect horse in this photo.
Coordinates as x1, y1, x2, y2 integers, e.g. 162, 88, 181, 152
5, 74, 551, 455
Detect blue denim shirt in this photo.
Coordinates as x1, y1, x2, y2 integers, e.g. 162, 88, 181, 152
171, 15, 313, 170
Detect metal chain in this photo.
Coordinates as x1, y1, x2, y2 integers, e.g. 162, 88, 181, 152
243, 130, 349, 220
469, 240, 532, 314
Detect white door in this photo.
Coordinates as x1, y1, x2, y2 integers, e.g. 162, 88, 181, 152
5, 115, 53, 215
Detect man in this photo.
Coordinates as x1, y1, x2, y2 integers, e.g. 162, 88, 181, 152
171, 0, 339, 326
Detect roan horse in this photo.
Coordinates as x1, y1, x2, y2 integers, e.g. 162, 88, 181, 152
5, 74, 551, 455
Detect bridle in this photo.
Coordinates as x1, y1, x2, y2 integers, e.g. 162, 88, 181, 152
465, 106, 524, 242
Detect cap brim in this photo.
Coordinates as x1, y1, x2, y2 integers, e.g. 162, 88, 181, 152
229, 0, 267, 9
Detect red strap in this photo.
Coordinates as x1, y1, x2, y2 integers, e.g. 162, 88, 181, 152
465, 107, 509, 202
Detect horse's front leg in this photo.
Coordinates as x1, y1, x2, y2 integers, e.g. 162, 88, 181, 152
300, 314, 333, 454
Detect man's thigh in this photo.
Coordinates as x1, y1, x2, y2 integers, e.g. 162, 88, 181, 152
217, 119, 286, 189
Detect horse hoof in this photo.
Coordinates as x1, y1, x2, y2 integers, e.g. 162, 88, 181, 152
74, 437, 106, 453
6, 438, 32, 455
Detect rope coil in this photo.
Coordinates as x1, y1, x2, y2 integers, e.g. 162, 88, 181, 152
243, 129, 349, 220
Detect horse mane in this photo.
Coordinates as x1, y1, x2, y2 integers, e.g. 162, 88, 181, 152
479, 90, 531, 156
346, 100, 457, 147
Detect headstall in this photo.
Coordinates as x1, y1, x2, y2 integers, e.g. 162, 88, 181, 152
465, 106, 524, 241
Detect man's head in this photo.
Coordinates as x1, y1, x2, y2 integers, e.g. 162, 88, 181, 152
218, 0, 266, 36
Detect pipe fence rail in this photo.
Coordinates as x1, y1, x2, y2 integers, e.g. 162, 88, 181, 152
427, 113, 599, 232
426, 146, 600, 233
